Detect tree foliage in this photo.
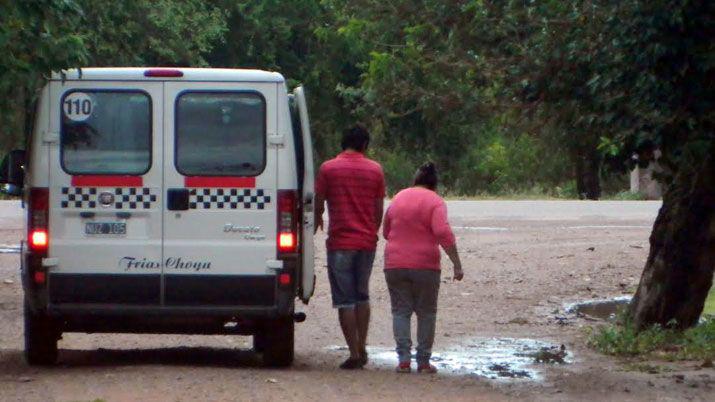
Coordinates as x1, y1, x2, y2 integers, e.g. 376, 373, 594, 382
2, 0, 712, 198
0, 0, 226, 151
81, 0, 227, 67
0, 0, 87, 150
206, 0, 362, 161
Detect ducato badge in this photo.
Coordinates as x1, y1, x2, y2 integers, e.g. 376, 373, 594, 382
99, 191, 115, 206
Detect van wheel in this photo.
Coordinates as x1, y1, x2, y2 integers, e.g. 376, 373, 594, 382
24, 300, 59, 366
256, 317, 294, 367
252, 330, 267, 353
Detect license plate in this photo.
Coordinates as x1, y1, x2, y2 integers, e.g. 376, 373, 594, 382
85, 222, 126, 235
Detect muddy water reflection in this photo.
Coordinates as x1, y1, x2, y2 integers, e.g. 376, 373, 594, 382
332, 338, 571, 380
566, 296, 631, 321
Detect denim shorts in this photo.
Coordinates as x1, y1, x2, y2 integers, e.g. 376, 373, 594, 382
327, 250, 376, 308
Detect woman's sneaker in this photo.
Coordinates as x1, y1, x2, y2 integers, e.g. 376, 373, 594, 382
417, 363, 438, 374
395, 361, 411, 373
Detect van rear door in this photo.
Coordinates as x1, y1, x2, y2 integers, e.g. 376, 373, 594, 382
292, 86, 315, 302
47, 82, 163, 305
162, 82, 278, 306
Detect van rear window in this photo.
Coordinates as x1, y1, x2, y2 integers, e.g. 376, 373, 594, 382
175, 92, 266, 176
61, 91, 151, 175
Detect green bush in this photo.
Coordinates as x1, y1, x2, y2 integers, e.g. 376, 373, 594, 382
449, 120, 573, 196
372, 149, 418, 196
370, 122, 580, 198
554, 181, 579, 198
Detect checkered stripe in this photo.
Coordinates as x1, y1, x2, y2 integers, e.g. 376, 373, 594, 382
189, 188, 271, 210
60, 187, 158, 210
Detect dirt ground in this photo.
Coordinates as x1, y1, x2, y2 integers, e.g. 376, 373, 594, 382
0, 205, 713, 401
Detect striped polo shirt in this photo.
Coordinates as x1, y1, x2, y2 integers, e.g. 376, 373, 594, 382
316, 151, 385, 251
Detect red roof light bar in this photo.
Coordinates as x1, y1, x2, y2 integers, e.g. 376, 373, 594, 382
144, 68, 184, 78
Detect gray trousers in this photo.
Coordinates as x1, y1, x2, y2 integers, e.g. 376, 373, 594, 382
384, 269, 440, 364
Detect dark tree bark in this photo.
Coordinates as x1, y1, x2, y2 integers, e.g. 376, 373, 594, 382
629, 150, 715, 330
574, 144, 601, 200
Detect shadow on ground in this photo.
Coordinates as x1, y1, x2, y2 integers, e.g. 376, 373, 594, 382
0, 347, 267, 371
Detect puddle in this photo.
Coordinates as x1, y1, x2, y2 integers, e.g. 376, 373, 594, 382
329, 338, 571, 381
565, 296, 631, 321
0, 244, 21, 254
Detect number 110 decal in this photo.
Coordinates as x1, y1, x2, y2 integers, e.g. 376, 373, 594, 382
63, 92, 94, 122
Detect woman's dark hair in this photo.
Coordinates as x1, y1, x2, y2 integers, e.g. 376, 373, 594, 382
341, 123, 370, 151
413, 162, 438, 191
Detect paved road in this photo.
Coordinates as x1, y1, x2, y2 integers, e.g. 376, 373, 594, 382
445, 200, 661, 221
0, 199, 662, 230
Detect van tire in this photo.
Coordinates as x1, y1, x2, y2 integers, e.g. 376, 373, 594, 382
256, 317, 294, 367
24, 300, 59, 366
252, 330, 267, 353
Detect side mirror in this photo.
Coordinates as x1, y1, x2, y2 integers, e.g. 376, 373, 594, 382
0, 150, 26, 196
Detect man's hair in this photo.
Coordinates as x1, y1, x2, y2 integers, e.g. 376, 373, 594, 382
341, 124, 370, 151
413, 162, 438, 191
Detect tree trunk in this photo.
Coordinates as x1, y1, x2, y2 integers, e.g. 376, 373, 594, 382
629, 150, 715, 330
574, 144, 602, 200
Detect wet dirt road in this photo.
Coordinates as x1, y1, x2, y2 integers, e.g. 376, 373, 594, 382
1, 200, 713, 401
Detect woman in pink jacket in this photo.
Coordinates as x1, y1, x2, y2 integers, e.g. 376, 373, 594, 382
383, 162, 463, 374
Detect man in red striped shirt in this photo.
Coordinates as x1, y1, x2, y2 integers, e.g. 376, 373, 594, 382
315, 124, 385, 369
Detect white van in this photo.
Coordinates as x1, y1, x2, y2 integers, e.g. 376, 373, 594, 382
0, 68, 316, 367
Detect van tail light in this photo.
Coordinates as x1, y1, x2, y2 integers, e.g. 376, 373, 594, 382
277, 190, 298, 290
28, 188, 49, 285
278, 273, 292, 287
33, 271, 46, 285
30, 230, 48, 249
279, 233, 295, 250
28, 188, 49, 253
277, 190, 298, 254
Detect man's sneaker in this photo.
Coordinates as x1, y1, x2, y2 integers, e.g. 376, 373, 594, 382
417, 363, 438, 374
339, 358, 363, 370
395, 361, 411, 373
358, 351, 368, 367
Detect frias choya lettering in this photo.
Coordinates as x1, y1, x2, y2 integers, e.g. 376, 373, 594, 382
119, 257, 211, 272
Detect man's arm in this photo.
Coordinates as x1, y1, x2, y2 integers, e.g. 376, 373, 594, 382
382, 206, 391, 240
315, 193, 325, 234
375, 167, 386, 231
314, 164, 326, 234
375, 198, 384, 231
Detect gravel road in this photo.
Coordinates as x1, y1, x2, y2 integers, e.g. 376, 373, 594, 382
1, 200, 713, 402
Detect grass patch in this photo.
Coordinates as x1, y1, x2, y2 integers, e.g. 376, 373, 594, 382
622, 362, 672, 374
603, 190, 651, 201
588, 316, 715, 361
443, 184, 578, 200
444, 193, 563, 201
443, 187, 656, 201
704, 287, 715, 316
